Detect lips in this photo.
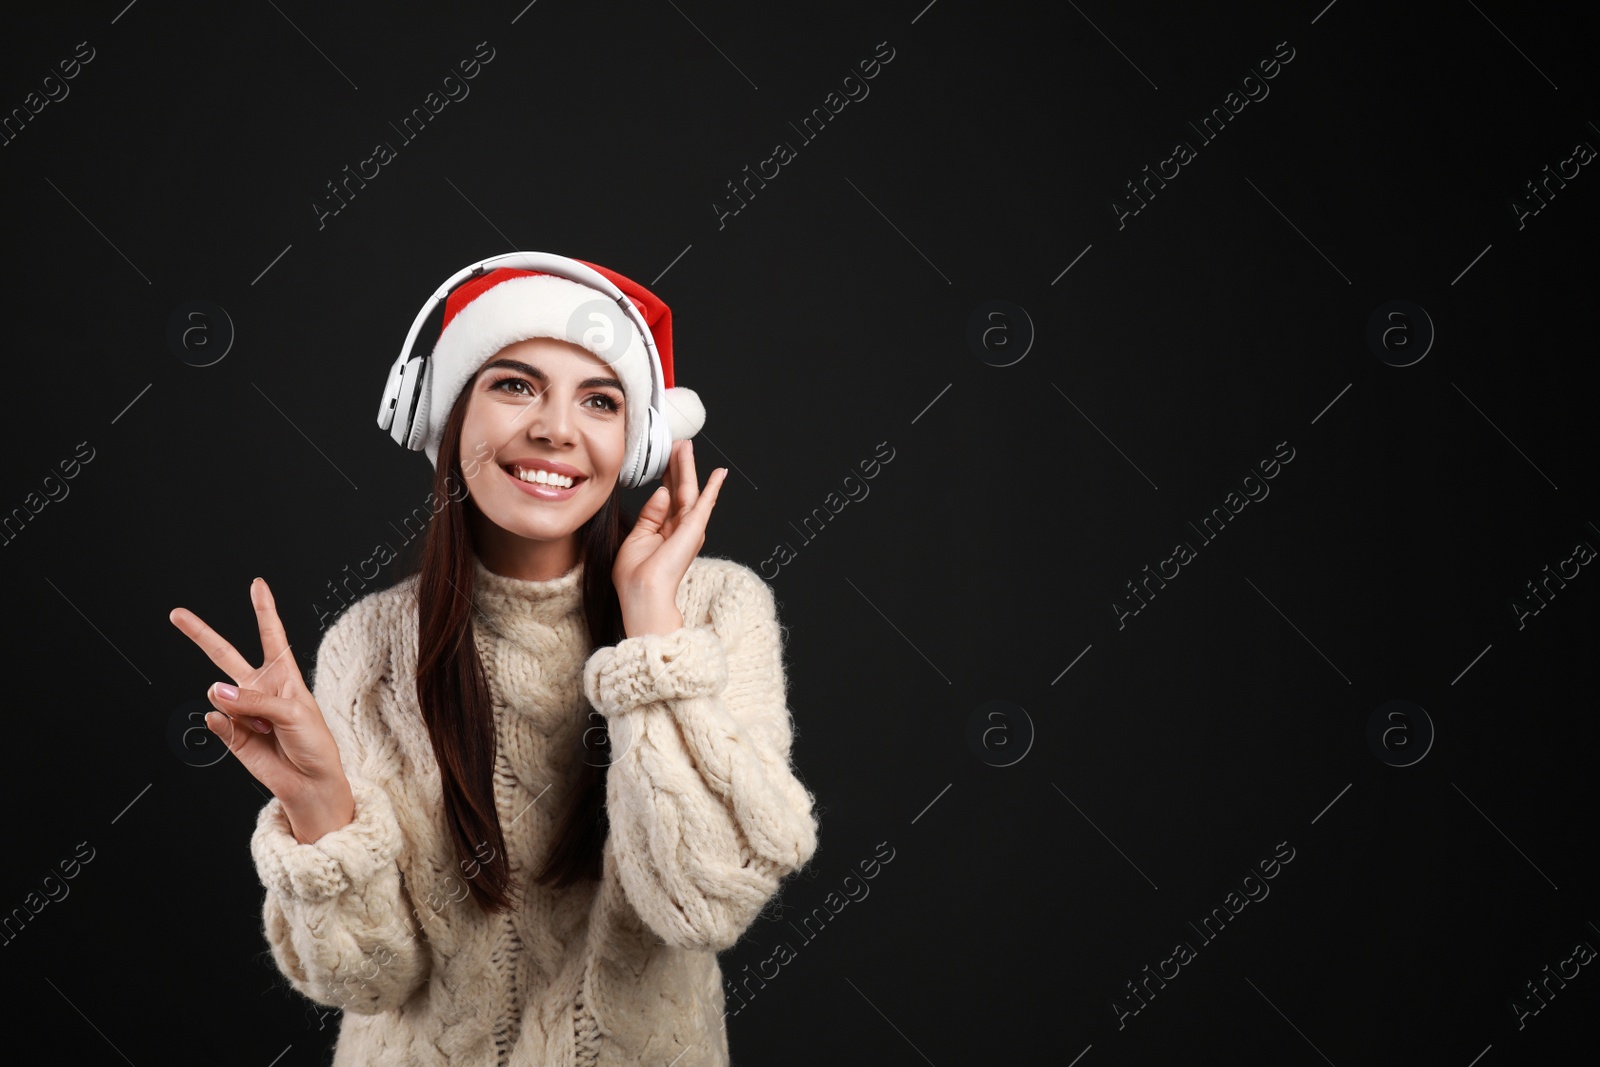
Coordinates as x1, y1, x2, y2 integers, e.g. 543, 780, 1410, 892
501, 457, 588, 481
501, 464, 584, 501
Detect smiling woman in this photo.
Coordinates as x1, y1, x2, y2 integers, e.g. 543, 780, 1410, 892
459, 337, 632, 582
173, 253, 819, 1067
482, 356, 623, 488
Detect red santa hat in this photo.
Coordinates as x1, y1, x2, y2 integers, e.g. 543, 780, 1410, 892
420, 260, 705, 471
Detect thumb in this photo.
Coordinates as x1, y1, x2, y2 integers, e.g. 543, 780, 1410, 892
204, 709, 262, 761
638, 484, 671, 523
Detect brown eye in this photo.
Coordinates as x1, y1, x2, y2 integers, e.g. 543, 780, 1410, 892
490, 377, 534, 397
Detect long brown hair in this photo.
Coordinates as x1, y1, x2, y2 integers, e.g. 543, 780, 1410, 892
402, 367, 633, 913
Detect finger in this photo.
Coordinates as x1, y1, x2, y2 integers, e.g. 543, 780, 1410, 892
168, 607, 256, 682
699, 467, 728, 508
259, 641, 306, 694
203, 708, 264, 759
658, 467, 725, 554
685, 467, 727, 527
210, 682, 300, 731
659, 437, 677, 500
251, 578, 295, 678
675, 440, 698, 515
665, 435, 680, 481
631, 484, 671, 535
655, 441, 688, 540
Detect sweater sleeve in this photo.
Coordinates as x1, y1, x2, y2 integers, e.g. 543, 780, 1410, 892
583, 562, 820, 952
248, 601, 432, 1014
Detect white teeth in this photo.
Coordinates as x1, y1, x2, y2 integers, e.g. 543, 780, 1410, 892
513, 466, 575, 488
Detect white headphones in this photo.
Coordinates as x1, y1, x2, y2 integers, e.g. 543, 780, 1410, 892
376, 251, 674, 489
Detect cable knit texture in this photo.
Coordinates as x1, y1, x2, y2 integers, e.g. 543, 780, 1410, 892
247, 553, 819, 1066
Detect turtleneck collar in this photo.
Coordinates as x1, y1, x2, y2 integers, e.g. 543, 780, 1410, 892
470, 552, 587, 645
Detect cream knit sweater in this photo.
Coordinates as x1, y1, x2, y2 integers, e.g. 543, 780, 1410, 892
248, 552, 820, 1066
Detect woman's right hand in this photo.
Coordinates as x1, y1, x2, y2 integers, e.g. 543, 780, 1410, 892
169, 577, 354, 842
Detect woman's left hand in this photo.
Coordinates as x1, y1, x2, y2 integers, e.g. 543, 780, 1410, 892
613, 439, 728, 637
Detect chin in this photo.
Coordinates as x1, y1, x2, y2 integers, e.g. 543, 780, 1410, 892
500, 517, 580, 542
502, 496, 604, 531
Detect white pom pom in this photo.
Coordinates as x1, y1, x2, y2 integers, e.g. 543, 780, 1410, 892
662, 386, 705, 441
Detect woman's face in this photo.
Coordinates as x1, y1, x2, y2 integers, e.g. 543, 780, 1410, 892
458, 336, 627, 560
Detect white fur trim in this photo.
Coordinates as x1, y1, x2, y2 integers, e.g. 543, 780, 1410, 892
662, 387, 705, 441
422, 274, 652, 468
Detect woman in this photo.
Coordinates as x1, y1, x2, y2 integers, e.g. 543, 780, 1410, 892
168, 259, 820, 1066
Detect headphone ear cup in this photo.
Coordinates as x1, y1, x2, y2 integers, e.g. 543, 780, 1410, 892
618, 408, 649, 489
405, 359, 434, 451
617, 408, 657, 490
640, 406, 673, 485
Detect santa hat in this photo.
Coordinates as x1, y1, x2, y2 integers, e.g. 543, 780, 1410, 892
420, 260, 705, 470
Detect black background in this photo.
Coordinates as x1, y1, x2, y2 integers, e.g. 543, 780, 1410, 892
1, 1, 1596, 1063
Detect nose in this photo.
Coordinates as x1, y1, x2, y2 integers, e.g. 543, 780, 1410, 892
522, 384, 576, 444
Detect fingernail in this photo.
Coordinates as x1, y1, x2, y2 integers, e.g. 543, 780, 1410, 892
215, 682, 239, 701
251, 718, 272, 734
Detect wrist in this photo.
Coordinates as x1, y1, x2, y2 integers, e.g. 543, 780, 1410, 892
280, 774, 355, 845
622, 604, 684, 638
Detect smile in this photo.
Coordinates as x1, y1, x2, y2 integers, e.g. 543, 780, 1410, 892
501, 463, 585, 500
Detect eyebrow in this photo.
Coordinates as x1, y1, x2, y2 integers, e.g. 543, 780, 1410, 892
481, 358, 624, 394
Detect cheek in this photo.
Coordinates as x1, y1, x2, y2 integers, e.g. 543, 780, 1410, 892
588, 424, 628, 469
463, 461, 501, 508
458, 431, 497, 481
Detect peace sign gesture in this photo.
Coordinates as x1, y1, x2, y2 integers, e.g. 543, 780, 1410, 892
169, 577, 354, 841
612, 439, 728, 637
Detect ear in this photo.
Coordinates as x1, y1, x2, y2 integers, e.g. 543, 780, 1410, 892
662, 387, 705, 441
